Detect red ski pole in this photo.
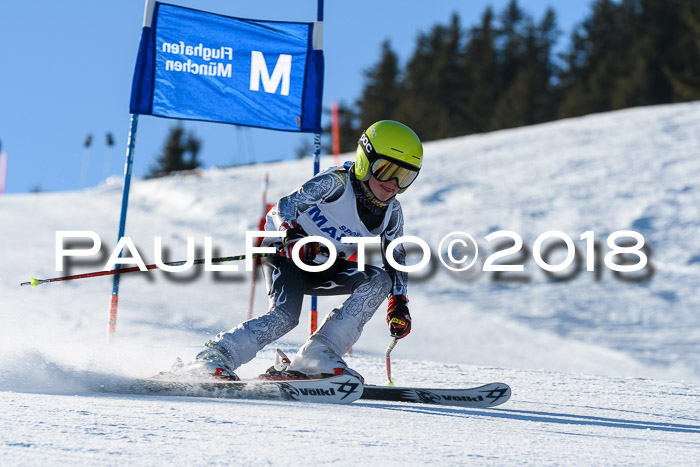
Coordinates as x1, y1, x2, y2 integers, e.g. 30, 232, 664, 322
20, 252, 274, 288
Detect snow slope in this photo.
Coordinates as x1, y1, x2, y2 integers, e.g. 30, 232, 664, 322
2, 361, 699, 465
1, 102, 699, 464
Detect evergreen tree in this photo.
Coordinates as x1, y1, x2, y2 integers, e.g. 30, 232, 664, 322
148, 123, 202, 177
490, 1, 559, 129
663, 0, 700, 100
495, 0, 528, 89
356, 40, 402, 132
349, 0, 700, 143
393, 31, 436, 137
558, 0, 625, 117
395, 13, 465, 140
530, 8, 560, 122
558, 0, 700, 118
429, 14, 468, 139
462, 7, 499, 133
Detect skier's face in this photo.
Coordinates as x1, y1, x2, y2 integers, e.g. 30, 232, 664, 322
368, 175, 400, 201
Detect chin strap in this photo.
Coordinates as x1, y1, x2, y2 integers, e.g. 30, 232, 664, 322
358, 178, 389, 207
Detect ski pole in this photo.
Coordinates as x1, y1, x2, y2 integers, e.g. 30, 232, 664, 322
385, 337, 398, 386
20, 252, 275, 288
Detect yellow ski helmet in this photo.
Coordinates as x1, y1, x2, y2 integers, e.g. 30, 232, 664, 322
355, 120, 423, 194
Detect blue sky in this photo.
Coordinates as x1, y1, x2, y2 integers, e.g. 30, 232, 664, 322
0, 1, 592, 194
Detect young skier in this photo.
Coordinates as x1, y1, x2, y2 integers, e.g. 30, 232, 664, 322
181, 120, 423, 380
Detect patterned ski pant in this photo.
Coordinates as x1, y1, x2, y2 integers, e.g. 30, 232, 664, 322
214, 255, 392, 369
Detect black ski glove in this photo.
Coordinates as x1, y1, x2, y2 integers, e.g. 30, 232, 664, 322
279, 221, 324, 265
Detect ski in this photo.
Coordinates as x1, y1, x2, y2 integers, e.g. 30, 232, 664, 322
360, 382, 511, 408
134, 373, 364, 405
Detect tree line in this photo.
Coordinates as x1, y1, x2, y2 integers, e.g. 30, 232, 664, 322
152, 0, 700, 175
328, 0, 700, 152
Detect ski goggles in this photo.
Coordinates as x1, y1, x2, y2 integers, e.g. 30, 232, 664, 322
370, 157, 420, 189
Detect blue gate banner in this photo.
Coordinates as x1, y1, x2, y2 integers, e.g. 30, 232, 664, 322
130, 2, 323, 133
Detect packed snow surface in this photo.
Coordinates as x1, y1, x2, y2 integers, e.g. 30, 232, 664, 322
1, 103, 699, 464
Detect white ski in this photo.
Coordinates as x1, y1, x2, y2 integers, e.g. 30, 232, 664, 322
361, 382, 511, 407
135, 373, 364, 404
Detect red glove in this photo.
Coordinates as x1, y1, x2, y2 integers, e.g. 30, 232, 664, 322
279, 221, 323, 265
387, 295, 411, 339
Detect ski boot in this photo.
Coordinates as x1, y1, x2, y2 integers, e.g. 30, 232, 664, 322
259, 341, 363, 383
171, 341, 239, 380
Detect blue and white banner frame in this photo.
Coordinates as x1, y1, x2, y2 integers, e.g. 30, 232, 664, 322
130, 1, 324, 132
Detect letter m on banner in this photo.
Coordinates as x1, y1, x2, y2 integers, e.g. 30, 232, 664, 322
129, 2, 323, 132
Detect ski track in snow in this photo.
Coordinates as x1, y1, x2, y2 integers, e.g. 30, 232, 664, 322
1, 355, 698, 465
1, 103, 700, 464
